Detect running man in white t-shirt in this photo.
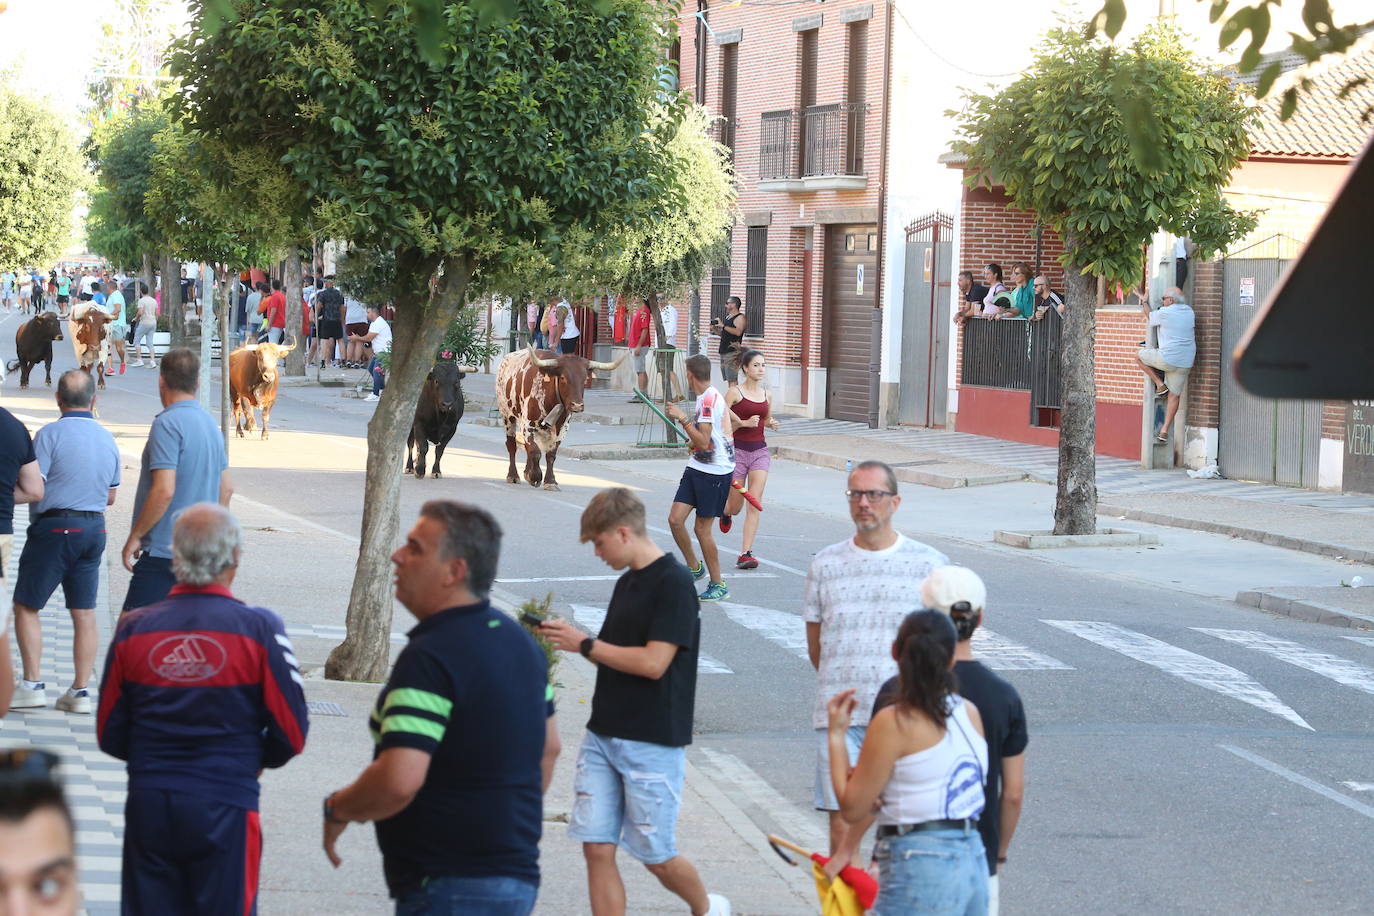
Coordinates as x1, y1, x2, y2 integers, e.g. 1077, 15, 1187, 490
665, 354, 734, 602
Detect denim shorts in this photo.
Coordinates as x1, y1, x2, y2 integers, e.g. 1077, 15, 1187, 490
567, 731, 685, 865
394, 875, 537, 916
13, 518, 105, 610
813, 726, 866, 811
871, 826, 988, 916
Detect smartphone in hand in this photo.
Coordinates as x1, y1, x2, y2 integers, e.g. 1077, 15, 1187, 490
519, 613, 545, 627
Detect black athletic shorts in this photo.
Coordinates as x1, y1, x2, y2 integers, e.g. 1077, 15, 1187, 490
317, 319, 343, 339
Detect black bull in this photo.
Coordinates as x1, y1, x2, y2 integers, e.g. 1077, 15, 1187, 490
7, 312, 64, 388
405, 362, 473, 479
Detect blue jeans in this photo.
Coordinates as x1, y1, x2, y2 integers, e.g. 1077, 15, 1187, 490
369, 356, 386, 396
394, 875, 537, 916
872, 827, 988, 916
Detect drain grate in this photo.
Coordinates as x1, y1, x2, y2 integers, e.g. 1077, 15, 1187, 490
307, 701, 349, 717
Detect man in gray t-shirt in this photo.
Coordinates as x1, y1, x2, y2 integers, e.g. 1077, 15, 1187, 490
121, 349, 233, 611
1136, 286, 1196, 442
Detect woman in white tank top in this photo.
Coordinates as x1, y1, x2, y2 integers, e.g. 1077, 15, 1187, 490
827, 610, 990, 915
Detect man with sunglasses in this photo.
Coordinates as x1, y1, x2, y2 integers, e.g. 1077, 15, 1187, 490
0, 748, 80, 915
803, 461, 948, 869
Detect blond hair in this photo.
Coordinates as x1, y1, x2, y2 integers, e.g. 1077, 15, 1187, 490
580, 487, 647, 543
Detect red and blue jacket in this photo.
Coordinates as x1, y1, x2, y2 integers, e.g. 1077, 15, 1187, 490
97, 584, 310, 811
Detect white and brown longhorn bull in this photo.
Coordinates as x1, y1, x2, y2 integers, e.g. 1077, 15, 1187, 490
496, 344, 624, 491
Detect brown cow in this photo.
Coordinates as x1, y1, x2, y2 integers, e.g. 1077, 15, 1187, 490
6, 312, 64, 388
228, 339, 296, 439
495, 344, 624, 490
70, 309, 110, 390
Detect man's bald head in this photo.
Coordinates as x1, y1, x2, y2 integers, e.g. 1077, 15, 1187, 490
171, 503, 242, 587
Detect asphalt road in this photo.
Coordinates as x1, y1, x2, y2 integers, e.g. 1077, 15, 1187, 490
5, 315, 1373, 915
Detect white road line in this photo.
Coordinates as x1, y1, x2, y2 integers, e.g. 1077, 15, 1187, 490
499, 573, 777, 583
569, 604, 732, 674
1342, 636, 1374, 651
1044, 620, 1312, 730
973, 628, 1074, 671
1194, 628, 1374, 698
718, 601, 810, 661
1340, 781, 1374, 793
697, 747, 825, 850
1220, 745, 1374, 820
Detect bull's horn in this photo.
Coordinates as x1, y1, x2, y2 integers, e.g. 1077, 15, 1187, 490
278, 336, 297, 353
588, 351, 628, 372
527, 343, 558, 369
457, 365, 479, 374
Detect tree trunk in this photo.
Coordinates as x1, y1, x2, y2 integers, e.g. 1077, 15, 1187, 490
140, 253, 154, 305
220, 265, 233, 453
284, 251, 305, 376
1054, 247, 1100, 536
162, 255, 183, 347
325, 252, 461, 682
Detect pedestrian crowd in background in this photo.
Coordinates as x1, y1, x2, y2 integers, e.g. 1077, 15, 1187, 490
0, 334, 1032, 913
953, 263, 1066, 326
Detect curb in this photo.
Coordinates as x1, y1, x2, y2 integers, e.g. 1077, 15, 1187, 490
563, 446, 686, 461
772, 445, 1025, 489
993, 527, 1161, 549
1235, 589, 1374, 630
1098, 503, 1374, 566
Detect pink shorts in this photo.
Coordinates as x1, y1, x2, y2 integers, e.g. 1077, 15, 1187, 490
732, 445, 771, 480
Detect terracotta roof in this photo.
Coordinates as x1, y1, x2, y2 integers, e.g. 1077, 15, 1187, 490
1246, 41, 1374, 160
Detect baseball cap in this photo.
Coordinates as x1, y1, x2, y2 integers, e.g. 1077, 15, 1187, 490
920, 566, 987, 616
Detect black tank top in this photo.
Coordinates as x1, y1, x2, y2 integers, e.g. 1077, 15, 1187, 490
718, 313, 743, 353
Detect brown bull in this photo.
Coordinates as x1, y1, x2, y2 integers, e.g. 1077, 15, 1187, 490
7, 312, 64, 388
496, 344, 624, 491
71, 309, 110, 390
228, 339, 296, 439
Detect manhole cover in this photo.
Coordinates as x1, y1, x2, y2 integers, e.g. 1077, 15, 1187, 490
307, 701, 348, 717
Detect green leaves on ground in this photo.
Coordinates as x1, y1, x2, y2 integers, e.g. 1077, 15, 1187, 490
0, 87, 85, 270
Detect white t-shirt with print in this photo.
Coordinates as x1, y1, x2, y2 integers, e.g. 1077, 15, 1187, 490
685, 386, 734, 475
368, 316, 393, 354
804, 534, 950, 729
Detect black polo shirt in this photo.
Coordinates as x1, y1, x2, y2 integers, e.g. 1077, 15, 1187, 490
371, 601, 554, 898
0, 408, 35, 536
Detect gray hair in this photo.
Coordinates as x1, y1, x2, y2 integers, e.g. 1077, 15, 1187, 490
56, 370, 94, 409
171, 503, 242, 586
418, 500, 502, 599
853, 459, 898, 495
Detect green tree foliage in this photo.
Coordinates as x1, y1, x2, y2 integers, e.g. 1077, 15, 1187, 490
1092, 1, 1373, 119
0, 87, 85, 270
86, 106, 169, 270
170, 0, 678, 681
951, 24, 1256, 535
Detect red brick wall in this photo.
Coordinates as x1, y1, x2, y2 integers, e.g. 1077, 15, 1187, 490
1323, 401, 1347, 440
677, 1, 888, 393
1095, 309, 1147, 406
1188, 260, 1223, 428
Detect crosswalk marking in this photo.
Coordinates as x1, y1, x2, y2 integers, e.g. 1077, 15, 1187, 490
1342, 636, 1374, 651
717, 601, 811, 660
1194, 628, 1374, 699
1044, 620, 1313, 730
570, 604, 733, 674
973, 628, 1074, 671
1340, 781, 1374, 792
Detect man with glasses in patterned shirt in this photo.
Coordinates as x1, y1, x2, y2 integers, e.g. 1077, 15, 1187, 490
803, 460, 948, 867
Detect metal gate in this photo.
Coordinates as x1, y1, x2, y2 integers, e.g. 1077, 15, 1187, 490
1219, 254, 1320, 486
898, 212, 952, 426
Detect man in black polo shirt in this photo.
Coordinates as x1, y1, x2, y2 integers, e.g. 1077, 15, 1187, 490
872, 566, 1028, 916
322, 501, 559, 915
540, 487, 730, 916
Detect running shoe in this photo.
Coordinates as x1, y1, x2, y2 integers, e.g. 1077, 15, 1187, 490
731, 479, 763, 512
719, 514, 733, 534
9, 684, 46, 709
699, 581, 729, 602
736, 551, 758, 570
688, 561, 706, 580
119, 363, 126, 374
55, 688, 92, 714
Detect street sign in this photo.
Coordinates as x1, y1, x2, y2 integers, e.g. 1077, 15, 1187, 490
856, 263, 864, 296
1239, 276, 1256, 306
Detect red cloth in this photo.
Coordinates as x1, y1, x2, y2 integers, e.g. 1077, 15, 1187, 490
612, 302, 627, 343
628, 305, 652, 348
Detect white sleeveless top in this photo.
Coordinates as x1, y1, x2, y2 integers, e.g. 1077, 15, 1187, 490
559, 303, 579, 339
876, 697, 988, 826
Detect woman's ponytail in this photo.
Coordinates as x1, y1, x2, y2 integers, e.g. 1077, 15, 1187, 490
894, 609, 959, 725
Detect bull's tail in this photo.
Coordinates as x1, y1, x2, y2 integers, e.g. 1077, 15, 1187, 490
4, 360, 17, 373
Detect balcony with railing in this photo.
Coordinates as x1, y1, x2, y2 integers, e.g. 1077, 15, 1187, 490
758, 103, 868, 192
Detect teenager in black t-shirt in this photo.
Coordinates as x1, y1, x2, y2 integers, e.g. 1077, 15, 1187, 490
540, 488, 731, 916
872, 566, 1027, 916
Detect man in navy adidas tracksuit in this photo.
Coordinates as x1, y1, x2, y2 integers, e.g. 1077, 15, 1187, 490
97, 502, 309, 915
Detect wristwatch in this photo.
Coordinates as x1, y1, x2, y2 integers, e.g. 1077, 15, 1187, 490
579, 637, 595, 659
323, 792, 345, 824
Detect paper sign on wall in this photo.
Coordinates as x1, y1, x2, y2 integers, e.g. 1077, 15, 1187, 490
1239, 276, 1255, 306
856, 264, 865, 296
923, 247, 933, 282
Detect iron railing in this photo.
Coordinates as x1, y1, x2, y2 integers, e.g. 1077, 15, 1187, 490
759, 109, 799, 180
960, 315, 1065, 426
803, 102, 866, 177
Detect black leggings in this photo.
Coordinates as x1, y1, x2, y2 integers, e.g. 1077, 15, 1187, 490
559, 335, 579, 355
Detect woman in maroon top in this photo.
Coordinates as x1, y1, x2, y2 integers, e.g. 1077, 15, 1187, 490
719, 350, 779, 569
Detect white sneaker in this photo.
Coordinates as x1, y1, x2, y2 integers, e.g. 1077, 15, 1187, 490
363, 393, 379, 402
130, 359, 144, 367
705, 893, 731, 916
10, 684, 46, 709
55, 689, 92, 714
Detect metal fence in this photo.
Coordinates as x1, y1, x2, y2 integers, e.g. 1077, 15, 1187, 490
802, 102, 866, 177
759, 109, 798, 180
961, 319, 1033, 390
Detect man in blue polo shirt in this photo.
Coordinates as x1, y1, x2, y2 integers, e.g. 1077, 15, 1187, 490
121, 348, 233, 611
11, 371, 121, 714
322, 501, 558, 915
